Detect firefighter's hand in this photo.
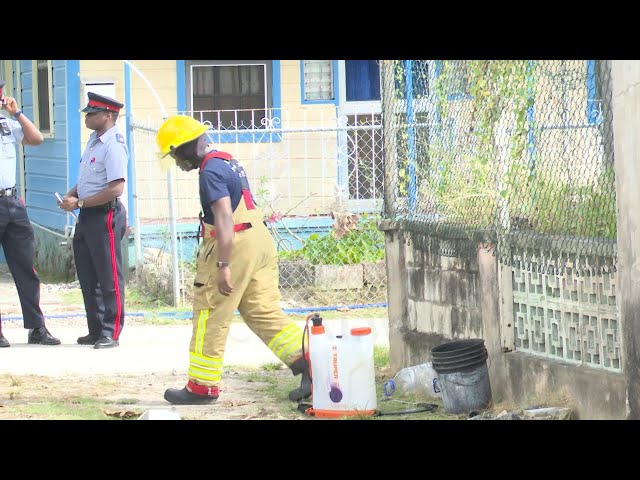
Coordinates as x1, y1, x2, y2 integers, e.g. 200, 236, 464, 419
217, 267, 234, 296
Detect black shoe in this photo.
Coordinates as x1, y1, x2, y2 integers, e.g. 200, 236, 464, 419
288, 356, 312, 402
27, 326, 61, 345
94, 336, 119, 349
164, 387, 218, 405
0, 334, 9, 348
77, 334, 99, 345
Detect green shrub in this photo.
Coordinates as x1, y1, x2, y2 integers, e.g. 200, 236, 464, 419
279, 215, 385, 266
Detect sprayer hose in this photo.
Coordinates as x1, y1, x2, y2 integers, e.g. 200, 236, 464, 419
374, 402, 438, 416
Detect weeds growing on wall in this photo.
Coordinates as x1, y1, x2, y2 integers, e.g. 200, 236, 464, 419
388, 60, 617, 244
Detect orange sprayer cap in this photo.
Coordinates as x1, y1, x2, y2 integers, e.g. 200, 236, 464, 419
350, 327, 372, 336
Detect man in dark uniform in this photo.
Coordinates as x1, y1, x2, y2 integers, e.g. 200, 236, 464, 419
0, 80, 60, 348
59, 92, 128, 349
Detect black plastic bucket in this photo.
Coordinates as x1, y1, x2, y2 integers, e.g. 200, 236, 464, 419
431, 339, 492, 414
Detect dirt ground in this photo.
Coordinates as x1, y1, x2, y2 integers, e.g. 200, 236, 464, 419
0, 369, 312, 420
0, 266, 398, 421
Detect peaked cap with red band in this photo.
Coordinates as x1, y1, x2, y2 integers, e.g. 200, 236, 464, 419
82, 92, 124, 114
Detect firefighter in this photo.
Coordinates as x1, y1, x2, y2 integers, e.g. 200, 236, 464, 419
156, 115, 311, 404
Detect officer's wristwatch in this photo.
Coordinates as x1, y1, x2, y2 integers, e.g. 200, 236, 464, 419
78, 200, 85, 209
216, 261, 229, 268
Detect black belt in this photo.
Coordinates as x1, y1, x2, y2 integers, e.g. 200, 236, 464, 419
81, 199, 119, 213
0, 186, 16, 197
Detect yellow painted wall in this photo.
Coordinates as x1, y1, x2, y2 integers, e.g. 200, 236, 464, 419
132, 60, 341, 221
80, 60, 344, 221
79, 60, 179, 222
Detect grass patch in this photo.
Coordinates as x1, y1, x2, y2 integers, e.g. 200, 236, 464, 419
241, 370, 279, 385
289, 307, 387, 321
374, 345, 389, 368
61, 284, 184, 315
232, 367, 305, 418
142, 316, 192, 326
125, 286, 177, 312
114, 398, 141, 405
60, 288, 84, 304
7, 397, 116, 420
58, 282, 388, 326
261, 362, 285, 371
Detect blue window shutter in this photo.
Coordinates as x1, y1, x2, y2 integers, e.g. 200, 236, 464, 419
345, 60, 380, 101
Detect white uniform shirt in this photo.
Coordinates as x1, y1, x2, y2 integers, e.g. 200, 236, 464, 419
0, 115, 25, 189
77, 125, 128, 199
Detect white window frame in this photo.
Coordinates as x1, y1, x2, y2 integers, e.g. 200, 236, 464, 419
338, 60, 381, 115
302, 60, 335, 103
32, 60, 54, 139
337, 60, 383, 213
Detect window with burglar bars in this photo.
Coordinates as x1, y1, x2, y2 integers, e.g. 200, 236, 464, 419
346, 113, 383, 204
340, 60, 383, 210
187, 61, 272, 130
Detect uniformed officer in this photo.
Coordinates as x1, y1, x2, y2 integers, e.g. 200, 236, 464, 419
156, 115, 312, 405
0, 80, 61, 348
59, 92, 128, 349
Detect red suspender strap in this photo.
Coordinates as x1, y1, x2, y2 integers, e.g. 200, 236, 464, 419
207, 222, 252, 238
242, 189, 255, 210
200, 150, 233, 170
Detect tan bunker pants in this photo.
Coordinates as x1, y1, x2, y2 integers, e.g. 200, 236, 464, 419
188, 200, 305, 389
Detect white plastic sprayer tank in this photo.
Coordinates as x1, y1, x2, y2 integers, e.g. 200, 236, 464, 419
308, 315, 377, 418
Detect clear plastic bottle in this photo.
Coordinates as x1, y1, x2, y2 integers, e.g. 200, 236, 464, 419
387, 362, 442, 398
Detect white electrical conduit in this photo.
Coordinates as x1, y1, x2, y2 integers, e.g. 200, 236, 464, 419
31, 221, 70, 240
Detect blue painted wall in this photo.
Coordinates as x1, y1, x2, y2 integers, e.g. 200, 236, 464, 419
20, 60, 71, 231
1, 60, 76, 275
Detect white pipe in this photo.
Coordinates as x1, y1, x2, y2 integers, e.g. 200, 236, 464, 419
123, 60, 180, 306
31, 221, 69, 239
123, 61, 168, 119
127, 118, 143, 273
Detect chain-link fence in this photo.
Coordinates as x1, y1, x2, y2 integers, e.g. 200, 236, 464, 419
128, 108, 387, 309
381, 60, 616, 274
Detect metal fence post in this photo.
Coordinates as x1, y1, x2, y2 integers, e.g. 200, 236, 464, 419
167, 167, 180, 306
128, 120, 143, 274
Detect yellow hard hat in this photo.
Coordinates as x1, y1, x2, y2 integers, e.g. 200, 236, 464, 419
156, 115, 209, 157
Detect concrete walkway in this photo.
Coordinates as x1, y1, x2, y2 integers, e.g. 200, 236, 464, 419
0, 264, 389, 377
0, 319, 389, 377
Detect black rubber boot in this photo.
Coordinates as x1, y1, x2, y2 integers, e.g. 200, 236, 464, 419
164, 387, 218, 405
288, 356, 312, 402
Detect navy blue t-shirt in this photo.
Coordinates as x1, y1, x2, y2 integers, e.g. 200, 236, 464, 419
198, 153, 250, 225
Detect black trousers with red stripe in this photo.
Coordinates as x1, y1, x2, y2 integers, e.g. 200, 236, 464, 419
73, 201, 126, 340
0, 194, 46, 329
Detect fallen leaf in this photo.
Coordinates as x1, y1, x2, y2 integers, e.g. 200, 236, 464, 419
103, 409, 140, 419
